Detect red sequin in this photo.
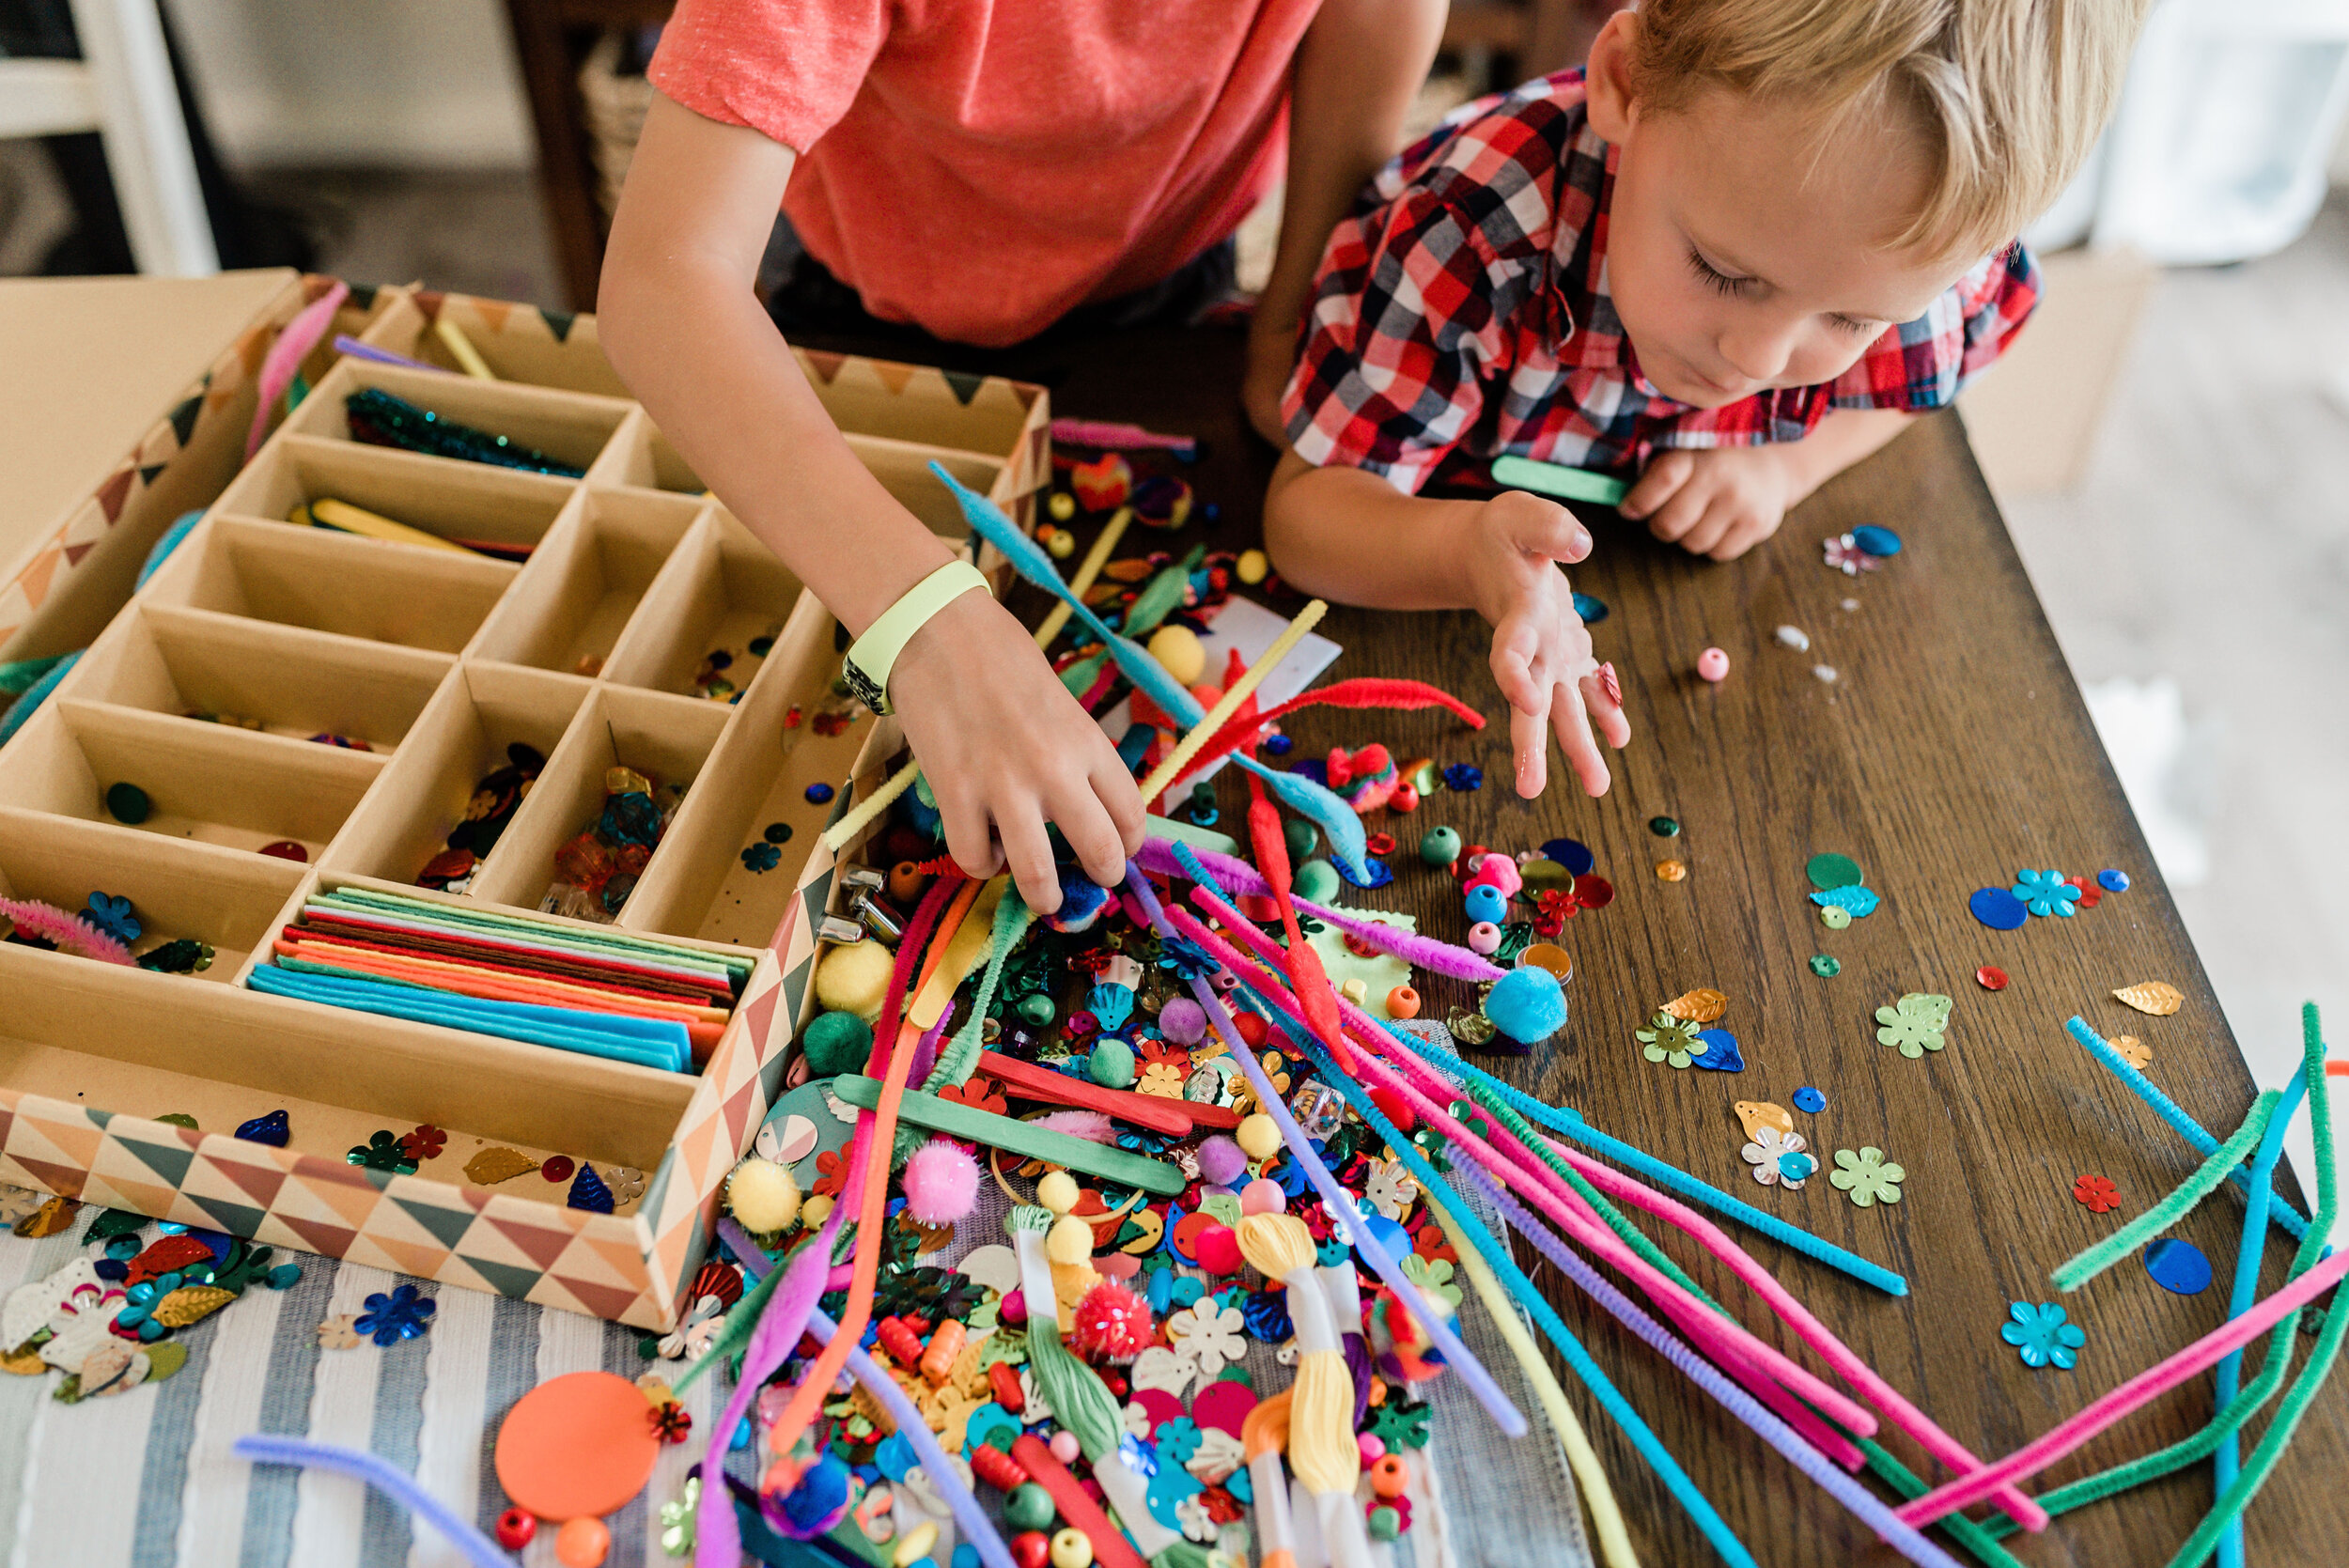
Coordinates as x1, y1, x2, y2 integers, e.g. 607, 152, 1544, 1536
1975, 966, 2010, 991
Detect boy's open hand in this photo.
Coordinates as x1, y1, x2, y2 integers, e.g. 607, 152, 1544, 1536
1467, 489, 1632, 798
888, 593, 1144, 914
1621, 445, 1802, 560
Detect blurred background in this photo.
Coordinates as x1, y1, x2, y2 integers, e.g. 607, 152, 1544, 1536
3, 0, 2345, 1155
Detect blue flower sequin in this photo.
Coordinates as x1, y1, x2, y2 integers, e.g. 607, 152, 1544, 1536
2010, 869, 2080, 918
355, 1282, 437, 1345
740, 842, 782, 873
82, 892, 140, 944
1153, 936, 1220, 983
2000, 1301, 2086, 1369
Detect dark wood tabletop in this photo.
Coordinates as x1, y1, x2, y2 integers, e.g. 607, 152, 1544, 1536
797, 314, 2346, 1566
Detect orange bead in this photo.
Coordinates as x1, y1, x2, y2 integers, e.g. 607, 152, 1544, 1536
888, 861, 928, 902
919, 1320, 966, 1386
554, 1515, 611, 1568
1370, 1452, 1409, 1498
1386, 986, 1421, 1020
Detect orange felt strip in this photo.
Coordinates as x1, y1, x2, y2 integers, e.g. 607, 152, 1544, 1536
760, 874, 981, 1461
281, 934, 728, 1023
276, 940, 724, 1049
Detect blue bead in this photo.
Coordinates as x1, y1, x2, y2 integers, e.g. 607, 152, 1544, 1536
1261, 733, 1294, 756
1968, 886, 2029, 930
1542, 837, 1595, 876
1792, 1087, 1827, 1114
1464, 885, 1507, 924
1350, 1211, 1410, 1269
2098, 869, 2131, 892
2144, 1237, 2212, 1296
804, 782, 835, 805
1486, 967, 1567, 1044
1851, 525, 1903, 557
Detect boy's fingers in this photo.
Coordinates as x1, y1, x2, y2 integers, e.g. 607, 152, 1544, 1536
1580, 665, 1633, 750
1510, 700, 1550, 799
1679, 504, 1735, 558
995, 807, 1065, 915
940, 792, 1003, 885
1709, 515, 1773, 561
1550, 680, 1613, 797
1056, 785, 1131, 893
1647, 482, 1709, 543
1487, 618, 1549, 716
1620, 451, 1692, 520
1090, 759, 1148, 856
1504, 503, 1592, 564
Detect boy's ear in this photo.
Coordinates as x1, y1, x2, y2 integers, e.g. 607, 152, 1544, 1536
1583, 9, 1641, 143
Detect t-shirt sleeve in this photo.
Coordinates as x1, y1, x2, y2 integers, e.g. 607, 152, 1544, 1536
1280, 187, 1519, 495
1828, 241, 2041, 411
647, 0, 890, 156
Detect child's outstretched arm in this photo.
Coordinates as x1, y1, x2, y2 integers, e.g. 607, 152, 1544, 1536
1264, 452, 1631, 800
599, 95, 1143, 913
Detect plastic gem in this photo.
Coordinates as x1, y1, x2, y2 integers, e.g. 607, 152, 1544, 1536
2011, 868, 2080, 918
2072, 1173, 2120, 1213
1649, 816, 1680, 838
1791, 1087, 1826, 1114
2001, 1302, 2085, 1369
1828, 1147, 1905, 1207
104, 782, 151, 823
1968, 887, 2030, 930
1810, 955, 1841, 977
2098, 869, 2130, 893
1571, 591, 1608, 624
2144, 1237, 2213, 1296
354, 1282, 436, 1344
806, 783, 835, 805
235, 1110, 290, 1146
1850, 525, 1903, 557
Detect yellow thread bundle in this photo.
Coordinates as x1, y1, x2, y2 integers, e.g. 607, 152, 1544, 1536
1237, 1214, 1359, 1501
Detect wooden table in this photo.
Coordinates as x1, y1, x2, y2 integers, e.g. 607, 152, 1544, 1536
788, 314, 2348, 1564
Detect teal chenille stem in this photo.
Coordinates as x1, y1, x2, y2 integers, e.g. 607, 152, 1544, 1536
2213, 1058, 2310, 1568
2051, 1091, 2281, 1294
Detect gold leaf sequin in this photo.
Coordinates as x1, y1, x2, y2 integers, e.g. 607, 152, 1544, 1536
12, 1196, 77, 1238
2113, 982, 2184, 1017
152, 1284, 236, 1328
1735, 1101, 1794, 1142
1663, 988, 1728, 1024
463, 1147, 540, 1185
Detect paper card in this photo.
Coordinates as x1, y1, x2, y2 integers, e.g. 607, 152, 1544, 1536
1103, 596, 1343, 789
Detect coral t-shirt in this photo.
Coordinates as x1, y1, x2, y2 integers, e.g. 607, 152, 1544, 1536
649, 0, 1319, 347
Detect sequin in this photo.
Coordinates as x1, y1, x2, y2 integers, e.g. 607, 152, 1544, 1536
1791, 1087, 1826, 1114
1656, 859, 1687, 881
806, 783, 836, 805
1542, 838, 1595, 876
1806, 853, 1863, 891
1648, 816, 1680, 838
2098, 869, 2130, 892
1571, 874, 1613, 908
1810, 955, 1841, 977
1976, 966, 2009, 991
1819, 906, 1850, 929
1968, 887, 2029, 930
1571, 592, 1608, 626
2144, 1237, 2212, 1296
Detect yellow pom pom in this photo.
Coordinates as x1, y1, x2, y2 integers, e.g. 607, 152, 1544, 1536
1237, 1113, 1282, 1163
1048, 491, 1076, 521
1145, 625, 1206, 687
814, 939, 894, 1020
801, 1193, 835, 1230
1237, 549, 1269, 585
1046, 1214, 1095, 1266
1044, 527, 1076, 559
726, 1157, 801, 1234
1036, 1171, 1080, 1217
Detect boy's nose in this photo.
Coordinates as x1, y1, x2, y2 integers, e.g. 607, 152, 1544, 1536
1717, 327, 1795, 388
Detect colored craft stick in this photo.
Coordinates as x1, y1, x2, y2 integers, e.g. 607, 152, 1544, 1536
1011, 1435, 1149, 1568
285, 918, 725, 1002
333, 334, 443, 372
317, 889, 750, 979
804, 1307, 1016, 1568
1135, 598, 1327, 806
433, 315, 496, 379
1425, 1189, 1638, 1568
1141, 813, 1239, 857
2213, 1066, 2308, 1568
1491, 453, 1630, 508
2067, 1017, 2314, 1243
271, 949, 723, 1056
1034, 504, 1132, 649
827, 1075, 1187, 1195
1049, 418, 1197, 458
248, 965, 688, 1070
277, 937, 727, 1025
1119, 865, 1526, 1437
2052, 1091, 2281, 1294
298, 496, 474, 554
233, 1436, 506, 1568
973, 1050, 1199, 1136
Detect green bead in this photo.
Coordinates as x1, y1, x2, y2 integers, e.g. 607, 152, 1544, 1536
801, 1010, 874, 1077
1017, 992, 1058, 1028
1366, 1506, 1402, 1542
1419, 826, 1461, 866
1283, 818, 1318, 861
1089, 1037, 1136, 1089
105, 782, 151, 824
1294, 860, 1341, 904
1004, 1483, 1057, 1533
1649, 815, 1680, 838
1810, 954, 1841, 977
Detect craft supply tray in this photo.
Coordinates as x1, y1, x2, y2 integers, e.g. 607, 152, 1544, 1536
0, 287, 1049, 1328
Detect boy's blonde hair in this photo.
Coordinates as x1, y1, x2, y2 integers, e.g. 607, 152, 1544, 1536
1627, 0, 2148, 257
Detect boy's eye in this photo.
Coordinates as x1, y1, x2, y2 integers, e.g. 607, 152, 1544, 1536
1685, 247, 1754, 299
1828, 313, 1881, 338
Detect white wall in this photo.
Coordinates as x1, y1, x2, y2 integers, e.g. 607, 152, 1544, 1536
163, 0, 536, 170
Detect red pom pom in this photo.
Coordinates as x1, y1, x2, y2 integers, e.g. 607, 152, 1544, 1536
1071, 1281, 1155, 1363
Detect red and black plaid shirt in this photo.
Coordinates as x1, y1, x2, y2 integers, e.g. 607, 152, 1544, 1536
1281, 71, 2040, 493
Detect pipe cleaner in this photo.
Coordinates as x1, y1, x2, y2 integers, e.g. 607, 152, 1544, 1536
0, 898, 134, 965
2052, 1092, 2281, 1294
232, 1435, 506, 1568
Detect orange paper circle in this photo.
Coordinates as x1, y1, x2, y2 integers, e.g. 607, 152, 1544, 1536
494, 1371, 661, 1521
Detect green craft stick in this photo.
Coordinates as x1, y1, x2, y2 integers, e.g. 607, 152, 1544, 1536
827, 1076, 1188, 1196
314, 890, 747, 979
1143, 813, 1239, 857
1492, 454, 1630, 508
2051, 1090, 2281, 1293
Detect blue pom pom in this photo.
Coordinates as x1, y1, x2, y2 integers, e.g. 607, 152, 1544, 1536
1486, 967, 1567, 1044
778, 1454, 854, 1534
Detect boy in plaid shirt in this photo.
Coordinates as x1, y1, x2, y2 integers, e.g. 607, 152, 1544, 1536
1266, 0, 2145, 800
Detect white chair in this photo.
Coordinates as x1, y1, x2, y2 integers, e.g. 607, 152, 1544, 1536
0, 0, 216, 274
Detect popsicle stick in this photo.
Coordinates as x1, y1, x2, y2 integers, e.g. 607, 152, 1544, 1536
827, 1075, 1187, 1196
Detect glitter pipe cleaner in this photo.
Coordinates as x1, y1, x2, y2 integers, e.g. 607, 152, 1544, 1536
233, 1436, 507, 1568
1174, 869, 2043, 1528
1190, 928, 1876, 1448
2066, 1017, 2314, 1243
1117, 862, 1525, 1436
1222, 979, 1750, 1567
2213, 1064, 2308, 1568
1463, 1169, 1967, 1568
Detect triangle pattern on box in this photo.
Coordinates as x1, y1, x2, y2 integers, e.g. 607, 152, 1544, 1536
278, 1217, 359, 1257
117, 1134, 196, 1189
486, 1215, 577, 1271
390, 1197, 477, 1252
181, 1193, 267, 1237
453, 1254, 541, 1300
551, 1275, 642, 1323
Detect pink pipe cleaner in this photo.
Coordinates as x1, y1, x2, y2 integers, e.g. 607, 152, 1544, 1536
247, 281, 349, 459
1, 898, 133, 965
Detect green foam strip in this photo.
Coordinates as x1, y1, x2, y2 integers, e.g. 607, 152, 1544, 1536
1492, 453, 1630, 507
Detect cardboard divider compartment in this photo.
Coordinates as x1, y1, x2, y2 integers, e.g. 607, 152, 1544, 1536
321, 664, 589, 890
622, 597, 875, 945
211, 433, 576, 559
359, 290, 634, 398
589, 409, 708, 495
75, 601, 450, 752
0, 807, 307, 982
851, 439, 1006, 535
466, 686, 731, 918
144, 517, 516, 654
601, 508, 801, 697
0, 698, 382, 859
468, 488, 701, 675
280, 358, 631, 478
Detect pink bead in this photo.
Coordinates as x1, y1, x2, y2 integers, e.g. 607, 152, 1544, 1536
1000, 1288, 1028, 1327
1467, 921, 1502, 955
1698, 647, 1730, 682
1358, 1432, 1387, 1465
1050, 1430, 1082, 1465
1240, 1178, 1286, 1216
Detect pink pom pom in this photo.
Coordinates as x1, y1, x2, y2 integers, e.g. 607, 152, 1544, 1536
1072, 1281, 1155, 1362
900, 1139, 980, 1225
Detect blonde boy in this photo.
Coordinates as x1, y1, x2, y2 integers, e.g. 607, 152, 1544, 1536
1267, 0, 2148, 800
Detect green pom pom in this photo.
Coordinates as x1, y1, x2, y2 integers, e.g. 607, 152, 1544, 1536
1089, 1038, 1136, 1090
1283, 818, 1318, 861
801, 1009, 874, 1077
1294, 860, 1341, 904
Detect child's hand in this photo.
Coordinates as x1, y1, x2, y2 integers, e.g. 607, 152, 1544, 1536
889, 592, 1145, 913
1465, 489, 1633, 799
1620, 445, 1803, 561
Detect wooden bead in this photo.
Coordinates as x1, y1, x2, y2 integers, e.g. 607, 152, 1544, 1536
1387, 986, 1421, 1019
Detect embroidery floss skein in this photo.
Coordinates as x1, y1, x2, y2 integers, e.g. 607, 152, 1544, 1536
1238, 1213, 1372, 1568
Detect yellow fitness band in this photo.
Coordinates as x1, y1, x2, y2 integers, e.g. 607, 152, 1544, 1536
841, 560, 991, 714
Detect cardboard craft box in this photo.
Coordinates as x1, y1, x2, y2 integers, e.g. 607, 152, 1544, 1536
0, 284, 1048, 1329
